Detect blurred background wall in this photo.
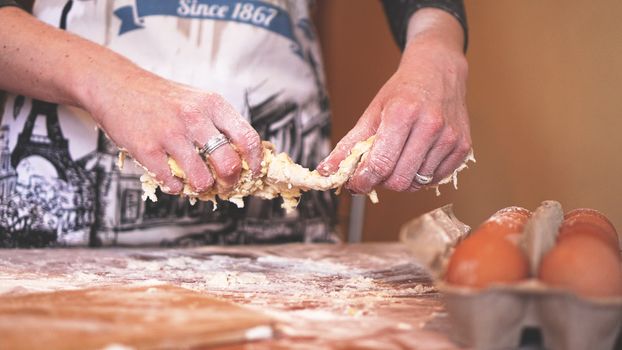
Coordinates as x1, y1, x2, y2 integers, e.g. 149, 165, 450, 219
315, 1, 622, 241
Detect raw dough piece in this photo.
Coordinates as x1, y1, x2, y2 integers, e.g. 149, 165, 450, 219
136, 136, 474, 212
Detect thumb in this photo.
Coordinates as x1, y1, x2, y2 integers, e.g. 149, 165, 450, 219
317, 141, 353, 176
317, 123, 376, 176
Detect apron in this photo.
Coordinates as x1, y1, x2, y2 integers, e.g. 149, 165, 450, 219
0, 0, 337, 247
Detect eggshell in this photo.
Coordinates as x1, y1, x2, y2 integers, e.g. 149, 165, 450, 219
472, 207, 532, 251
492, 206, 532, 219
539, 234, 622, 298
445, 231, 530, 289
559, 208, 620, 254
477, 207, 531, 240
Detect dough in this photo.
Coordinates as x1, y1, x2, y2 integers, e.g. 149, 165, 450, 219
134, 137, 474, 212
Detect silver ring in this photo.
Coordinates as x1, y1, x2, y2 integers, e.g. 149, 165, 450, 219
199, 134, 229, 156
415, 173, 434, 185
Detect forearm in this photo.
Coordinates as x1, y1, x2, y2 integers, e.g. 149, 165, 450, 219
0, 6, 147, 113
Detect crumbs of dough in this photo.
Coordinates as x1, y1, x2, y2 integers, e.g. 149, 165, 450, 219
433, 149, 475, 196
117, 151, 127, 170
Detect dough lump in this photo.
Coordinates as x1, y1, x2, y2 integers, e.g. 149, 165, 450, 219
135, 137, 474, 212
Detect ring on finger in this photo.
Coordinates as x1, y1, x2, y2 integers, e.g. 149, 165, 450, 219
199, 133, 229, 157
414, 173, 434, 185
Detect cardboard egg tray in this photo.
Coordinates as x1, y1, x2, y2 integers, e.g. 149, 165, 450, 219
400, 201, 622, 350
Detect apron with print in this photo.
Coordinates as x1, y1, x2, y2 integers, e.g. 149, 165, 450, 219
0, 0, 337, 247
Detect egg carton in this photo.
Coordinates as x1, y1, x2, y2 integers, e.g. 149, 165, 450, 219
400, 201, 622, 350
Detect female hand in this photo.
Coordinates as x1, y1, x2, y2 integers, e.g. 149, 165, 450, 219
88, 72, 262, 195
318, 9, 471, 193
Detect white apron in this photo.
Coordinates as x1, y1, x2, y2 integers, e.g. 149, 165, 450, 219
0, 0, 337, 247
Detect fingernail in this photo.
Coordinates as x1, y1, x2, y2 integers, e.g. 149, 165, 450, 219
194, 182, 213, 193
164, 182, 183, 195
191, 175, 214, 192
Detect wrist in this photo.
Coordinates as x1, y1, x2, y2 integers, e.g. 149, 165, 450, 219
69, 52, 149, 122
400, 9, 467, 74
405, 8, 465, 55
36, 30, 145, 114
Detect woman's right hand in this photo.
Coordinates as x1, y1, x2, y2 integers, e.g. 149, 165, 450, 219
86, 71, 263, 195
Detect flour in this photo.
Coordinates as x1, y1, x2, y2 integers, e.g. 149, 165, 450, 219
255, 255, 362, 276
0, 245, 439, 348
202, 271, 269, 289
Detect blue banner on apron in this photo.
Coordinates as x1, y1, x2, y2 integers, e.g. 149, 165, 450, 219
114, 0, 302, 56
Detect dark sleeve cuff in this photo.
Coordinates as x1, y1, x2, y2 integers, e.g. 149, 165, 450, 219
381, 0, 468, 52
0, 0, 19, 8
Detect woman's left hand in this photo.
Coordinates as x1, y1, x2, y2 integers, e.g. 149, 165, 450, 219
318, 8, 472, 193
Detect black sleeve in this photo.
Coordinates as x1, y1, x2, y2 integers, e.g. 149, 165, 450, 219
0, 0, 18, 7
380, 0, 468, 52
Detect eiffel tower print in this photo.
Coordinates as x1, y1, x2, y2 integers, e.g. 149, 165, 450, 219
10, 98, 95, 238
11, 99, 92, 188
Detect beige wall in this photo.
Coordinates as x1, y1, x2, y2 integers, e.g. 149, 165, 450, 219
316, 1, 622, 241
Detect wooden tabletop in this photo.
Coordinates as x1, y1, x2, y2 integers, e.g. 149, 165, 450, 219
0, 243, 461, 349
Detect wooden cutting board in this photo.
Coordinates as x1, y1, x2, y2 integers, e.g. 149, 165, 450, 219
0, 284, 273, 350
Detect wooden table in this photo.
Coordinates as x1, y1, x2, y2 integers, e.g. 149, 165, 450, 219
0, 243, 461, 349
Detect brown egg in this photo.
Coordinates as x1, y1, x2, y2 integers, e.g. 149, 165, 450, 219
477, 206, 531, 241
492, 206, 532, 220
559, 208, 620, 254
539, 234, 622, 298
445, 230, 530, 289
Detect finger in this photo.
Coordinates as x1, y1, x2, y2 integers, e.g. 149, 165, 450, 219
163, 134, 215, 193
316, 104, 381, 176
380, 125, 433, 192
208, 96, 263, 175
347, 99, 416, 194
191, 123, 243, 193
431, 137, 472, 183
132, 145, 184, 195
408, 126, 459, 191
